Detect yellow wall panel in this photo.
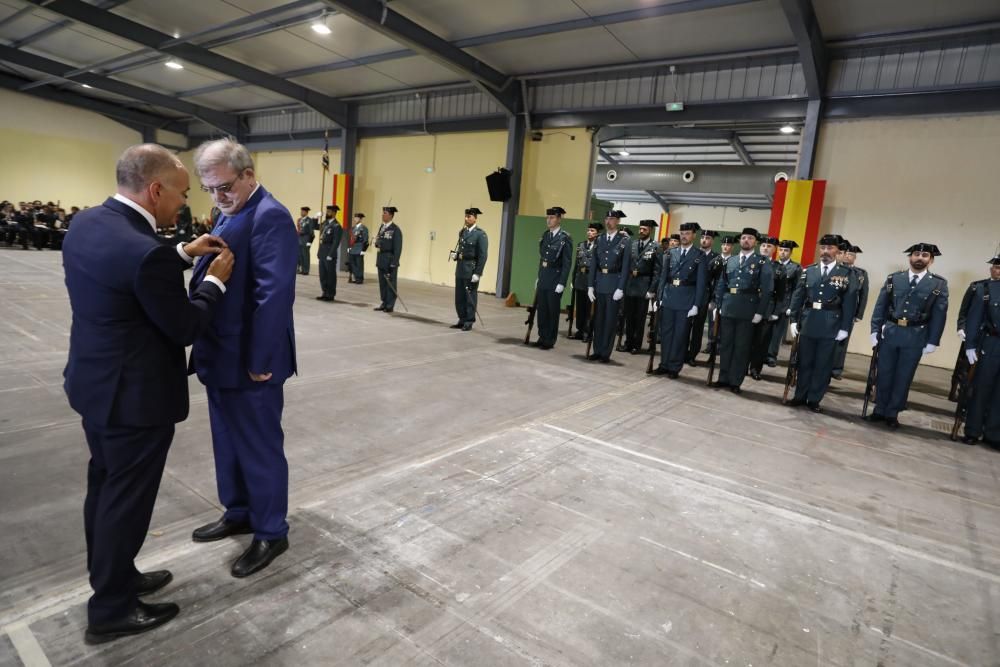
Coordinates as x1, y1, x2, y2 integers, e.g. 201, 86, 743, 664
519, 128, 593, 219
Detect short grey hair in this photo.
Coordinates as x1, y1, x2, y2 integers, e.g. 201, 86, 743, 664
193, 137, 254, 177
116, 144, 183, 193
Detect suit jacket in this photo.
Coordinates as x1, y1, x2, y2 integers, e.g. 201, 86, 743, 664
957, 278, 987, 333
774, 260, 802, 314
625, 237, 661, 297
374, 222, 403, 270
454, 226, 488, 280
588, 231, 631, 294
572, 239, 596, 290
348, 223, 369, 255
789, 262, 858, 338
318, 217, 343, 251
657, 245, 707, 311
189, 186, 298, 389
537, 228, 573, 290
715, 253, 774, 321
63, 197, 223, 427
297, 216, 315, 246
870, 270, 949, 347
964, 280, 999, 350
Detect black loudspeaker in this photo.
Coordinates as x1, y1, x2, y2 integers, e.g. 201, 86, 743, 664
485, 168, 512, 202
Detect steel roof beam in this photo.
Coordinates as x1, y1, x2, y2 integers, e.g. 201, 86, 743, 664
778, 0, 827, 99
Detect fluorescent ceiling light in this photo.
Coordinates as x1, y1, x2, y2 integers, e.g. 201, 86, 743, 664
81, 83, 92, 88
618, 150, 630, 156
779, 125, 796, 134
165, 60, 184, 70
311, 22, 331, 35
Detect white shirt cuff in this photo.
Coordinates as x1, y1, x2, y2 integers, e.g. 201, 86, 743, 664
203, 275, 227, 294
176, 242, 194, 264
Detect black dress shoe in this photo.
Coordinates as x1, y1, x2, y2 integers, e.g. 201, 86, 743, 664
649, 367, 670, 376
530, 340, 542, 347
571, 332, 584, 340
807, 402, 822, 413
765, 359, 777, 368
961, 435, 979, 445
461, 323, 473, 331
831, 372, 843, 381
786, 398, 805, 407
599, 357, 610, 363
192, 517, 253, 543
538, 342, 553, 350
667, 370, 679, 379
709, 381, 730, 389
449, 322, 463, 329
686, 359, 698, 368
864, 413, 885, 423
374, 305, 386, 311
587, 353, 602, 361
384, 308, 394, 313
629, 348, 639, 355
85, 601, 179, 645
886, 417, 900, 430
136, 570, 172, 596
315, 295, 327, 300
749, 371, 762, 381
730, 386, 742, 394
231, 538, 289, 578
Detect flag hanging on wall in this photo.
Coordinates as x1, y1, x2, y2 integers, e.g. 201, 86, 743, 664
658, 212, 670, 240
766, 179, 826, 266
331, 173, 351, 227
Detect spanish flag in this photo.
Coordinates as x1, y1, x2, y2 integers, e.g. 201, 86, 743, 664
767, 180, 826, 266
658, 212, 670, 240
331, 173, 351, 228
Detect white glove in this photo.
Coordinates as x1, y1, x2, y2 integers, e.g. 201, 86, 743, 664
789, 322, 799, 337
471, 274, 480, 283
835, 329, 848, 342
785, 309, 791, 316
967, 349, 978, 365
870, 333, 879, 348
307, 242, 312, 247
957, 329, 966, 341
325, 256, 332, 261
751, 313, 763, 324
645, 291, 655, 300
687, 305, 698, 318
555, 284, 564, 294
769, 314, 778, 321
922, 344, 937, 355
587, 287, 595, 302
613, 289, 624, 301
709, 302, 717, 313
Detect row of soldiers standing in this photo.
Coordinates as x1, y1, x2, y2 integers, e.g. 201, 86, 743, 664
293, 204, 372, 301
528, 207, 996, 444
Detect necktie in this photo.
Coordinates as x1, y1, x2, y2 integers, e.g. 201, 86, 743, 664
740, 255, 746, 269
910, 275, 918, 288
822, 264, 829, 279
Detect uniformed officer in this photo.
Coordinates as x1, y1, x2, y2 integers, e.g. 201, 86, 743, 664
571, 222, 602, 341
712, 227, 774, 393
767, 239, 802, 366
786, 235, 858, 411
533, 206, 573, 349
748, 235, 784, 380
650, 221, 708, 377
866, 243, 949, 429
685, 229, 719, 365
830, 242, 869, 379
296, 206, 315, 275
962, 255, 1000, 446
347, 212, 369, 284
668, 234, 680, 249
451, 207, 488, 331
374, 206, 403, 312
696, 234, 736, 361
950, 271, 991, 400
315, 205, 343, 302
586, 211, 631, 362
622, 219, 662, 354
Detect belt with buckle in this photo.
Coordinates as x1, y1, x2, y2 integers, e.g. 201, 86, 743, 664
889, 316, 922, 327
729, 287, 757, 295
631, 270, 638, 277
601, 268, 609, 274
542, 261, 549, 267
812, 302, 841, 311
579, 267, 589, 273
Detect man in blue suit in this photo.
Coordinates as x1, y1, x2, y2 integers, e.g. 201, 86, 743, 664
63, 144, 233, 644
187, 138, 299, 577
651, 221, 707, 377
867, 243, 949, 429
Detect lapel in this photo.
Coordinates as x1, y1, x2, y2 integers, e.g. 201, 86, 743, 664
103, 197, 158, 239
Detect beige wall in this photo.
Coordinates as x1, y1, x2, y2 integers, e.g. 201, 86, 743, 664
0, 89, 140, 208
354, 131, 507, 290
665, 204, 771, 235
814, 113, 1000, 368
520, 128, 594, 219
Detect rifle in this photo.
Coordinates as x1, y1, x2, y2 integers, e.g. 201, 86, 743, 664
466, 285, 484, 327
705, 311, 721, 385
523, 288, 539, 344
781, 333, 801, 404
646, 300, 659, 374
615, 301, 626, 352
566, 285, 576, 338
382, 272, 409, 312
584, 300, 598, 357
951, 360, 977, 441
861, 332, 881, 418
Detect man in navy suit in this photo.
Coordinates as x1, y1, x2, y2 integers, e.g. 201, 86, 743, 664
63, 144, 233, 644
187, 139, 298, 578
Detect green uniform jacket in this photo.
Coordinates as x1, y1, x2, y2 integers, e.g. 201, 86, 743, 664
715, 253, 774, 320
454, 226, 488, 280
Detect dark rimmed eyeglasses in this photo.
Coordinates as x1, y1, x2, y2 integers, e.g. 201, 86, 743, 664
200, 171, 245, 195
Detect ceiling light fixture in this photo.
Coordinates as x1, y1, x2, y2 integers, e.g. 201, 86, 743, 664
312, 11, 332, 35
165, 60, 184, 70
618, 149, 630, 157
81, 83, 92, 88
779, 125, 796, 134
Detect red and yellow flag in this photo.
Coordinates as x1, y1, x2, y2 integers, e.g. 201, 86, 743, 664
331, 173, 351, 228
767, 179, 826, 266
658, 212, 670, 241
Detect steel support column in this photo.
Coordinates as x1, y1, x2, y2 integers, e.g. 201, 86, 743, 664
496, 114, 525, 298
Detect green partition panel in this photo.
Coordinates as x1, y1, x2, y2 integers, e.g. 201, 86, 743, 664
510, 215, 591, 308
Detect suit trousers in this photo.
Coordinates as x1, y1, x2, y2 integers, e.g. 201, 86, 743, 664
378, 265, 398, 308
592, 294, 621, 359
687, 304, 710, 361
873, 338, 924, 419
207, 384, 289, 540
623, 296, 649, 350
535, 288, 560, 346
749, 320, 775, 373
831, 335, 851, 375
349, 254, 365, 283
573, 287, 590, 336
298, 245, 310, 274
792, 335, 837, 404
455, 278, 477, 324
83, 420, 174, 624
659, 308, 693, 373
767, 313, 789, 363
965, 335, 1000, 441
318, 246, 337, 298
718, 317, 754, 387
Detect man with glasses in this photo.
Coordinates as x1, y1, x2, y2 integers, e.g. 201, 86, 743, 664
188, 138, 298, 578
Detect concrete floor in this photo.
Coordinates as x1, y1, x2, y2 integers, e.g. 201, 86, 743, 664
1, 246, 999, 667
